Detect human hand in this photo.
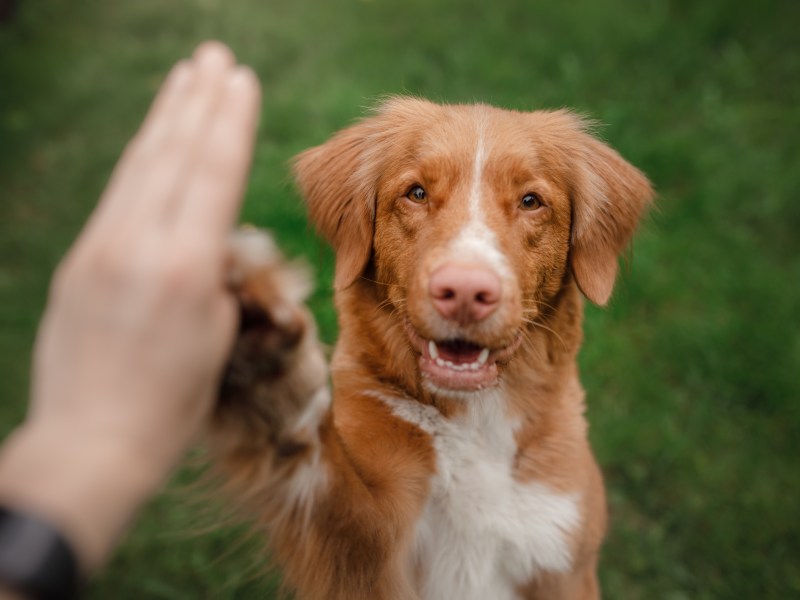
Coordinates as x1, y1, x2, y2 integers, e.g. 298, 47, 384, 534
31, 39, 261, 480
0, 41, 261, 571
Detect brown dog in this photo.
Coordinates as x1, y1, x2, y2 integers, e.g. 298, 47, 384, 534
210, 97, 653, 600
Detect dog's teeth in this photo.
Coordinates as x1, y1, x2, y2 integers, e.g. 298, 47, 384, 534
477, 348, 490, 365
433, 351, 488, 372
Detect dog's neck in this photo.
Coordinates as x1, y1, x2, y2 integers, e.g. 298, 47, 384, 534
331, 274, 586, 419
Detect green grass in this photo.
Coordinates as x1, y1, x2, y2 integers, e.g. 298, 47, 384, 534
1, 0, 799, 597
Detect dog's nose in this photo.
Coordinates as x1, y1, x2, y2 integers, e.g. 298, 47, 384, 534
429, 263, 501, 324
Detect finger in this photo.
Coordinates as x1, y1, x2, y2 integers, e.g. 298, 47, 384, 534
91, 42, 238, 233
134, 42, 234, 157
172, 65, 262, 247
120, 42, 237, 224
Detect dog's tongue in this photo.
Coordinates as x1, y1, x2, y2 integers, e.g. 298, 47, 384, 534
438, 339, 484, 364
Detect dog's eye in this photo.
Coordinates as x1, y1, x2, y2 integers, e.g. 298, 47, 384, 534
520, 193, 543, 211
406, 185, 427, 203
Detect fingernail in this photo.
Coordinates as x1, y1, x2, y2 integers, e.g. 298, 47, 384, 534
194, 40, 235, 68
226, 66, 260, 93
168, 61, 192, 87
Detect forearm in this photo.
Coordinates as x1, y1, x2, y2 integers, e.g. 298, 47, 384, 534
0, 421, 166, 575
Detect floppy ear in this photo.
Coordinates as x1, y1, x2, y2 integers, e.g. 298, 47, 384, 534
292, 123, 377, 291
569, 133, 653, 306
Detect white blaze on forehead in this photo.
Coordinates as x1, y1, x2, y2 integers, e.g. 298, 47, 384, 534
445, 117, 510, 278
468, 123, 487, 219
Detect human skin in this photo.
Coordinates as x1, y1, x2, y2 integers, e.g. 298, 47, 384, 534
0, 40, 261, 586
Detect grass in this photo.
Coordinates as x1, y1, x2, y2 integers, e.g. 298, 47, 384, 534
1, 0, 799, 597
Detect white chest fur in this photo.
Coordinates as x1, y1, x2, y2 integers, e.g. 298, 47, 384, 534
377, 391, 580, 600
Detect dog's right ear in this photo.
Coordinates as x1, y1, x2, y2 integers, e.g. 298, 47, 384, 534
293, 123, 376, 291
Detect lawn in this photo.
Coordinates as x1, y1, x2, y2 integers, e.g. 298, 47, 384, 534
1, 0, 798, 597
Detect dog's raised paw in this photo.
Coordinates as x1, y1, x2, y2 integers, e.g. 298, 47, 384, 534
221, 227, 313, 397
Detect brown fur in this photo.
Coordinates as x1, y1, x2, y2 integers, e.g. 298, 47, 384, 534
208, 97, 653, 599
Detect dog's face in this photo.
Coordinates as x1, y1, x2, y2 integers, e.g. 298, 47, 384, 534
295, 98, 652, 394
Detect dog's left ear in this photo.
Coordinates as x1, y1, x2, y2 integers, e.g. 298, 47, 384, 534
569, 131, 654, 306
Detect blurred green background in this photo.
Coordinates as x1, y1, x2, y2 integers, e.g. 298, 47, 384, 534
1, 0, 798, 597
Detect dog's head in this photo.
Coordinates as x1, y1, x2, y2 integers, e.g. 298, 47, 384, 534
294, 97, 652, 394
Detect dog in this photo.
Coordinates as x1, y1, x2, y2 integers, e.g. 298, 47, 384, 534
209, 97, 653, 600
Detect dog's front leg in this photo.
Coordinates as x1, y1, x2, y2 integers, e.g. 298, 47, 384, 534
205, 229, 428, 600
207, 228, 329, 506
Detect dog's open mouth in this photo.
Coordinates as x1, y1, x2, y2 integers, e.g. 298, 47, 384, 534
404, 320, 522, 392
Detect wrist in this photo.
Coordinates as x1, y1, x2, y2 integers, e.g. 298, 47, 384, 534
0, 421, 169, 573
0, 505, 82, 599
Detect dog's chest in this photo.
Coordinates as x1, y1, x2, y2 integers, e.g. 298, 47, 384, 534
381, 393, 580, 600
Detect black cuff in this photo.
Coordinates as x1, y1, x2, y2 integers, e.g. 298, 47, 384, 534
0, 507, 81, 599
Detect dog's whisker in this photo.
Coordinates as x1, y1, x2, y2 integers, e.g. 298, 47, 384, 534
522, 298, 559, 314
529, 320, 568, 352
375, 298, 394, 312
517, 329, 549, 363
374, 297, 407, 318
358, 275, 406, 290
